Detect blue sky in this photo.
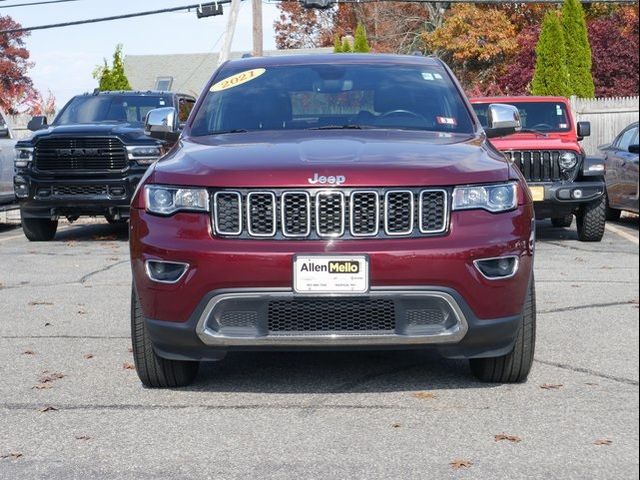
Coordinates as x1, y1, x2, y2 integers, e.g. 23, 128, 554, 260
4, 0, 281, 107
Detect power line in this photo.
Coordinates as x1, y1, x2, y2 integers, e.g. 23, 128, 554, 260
0, 0, 82, 8
0, 1, 237, 34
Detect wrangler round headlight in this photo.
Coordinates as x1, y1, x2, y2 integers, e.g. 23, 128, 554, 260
559, 152, 578, 170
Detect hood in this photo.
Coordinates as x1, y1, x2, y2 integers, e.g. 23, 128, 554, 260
30, 123, 150, 143
488, 132, 581, 153
150, 130, 509, 188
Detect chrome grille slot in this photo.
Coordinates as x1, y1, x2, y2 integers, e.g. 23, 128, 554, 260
385, 191, 414, 235
350, 191, 379, 237
281, 192, 311, 237
419, 190, 448, 233
213, 192, 242, 235
505, 150, 568, 182
316, 191, 345, 237
211, 188, 449, 240
34, 137, 127, 171
247, 192, 276, 237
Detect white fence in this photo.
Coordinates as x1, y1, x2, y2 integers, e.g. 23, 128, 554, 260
570, 96, 640, 155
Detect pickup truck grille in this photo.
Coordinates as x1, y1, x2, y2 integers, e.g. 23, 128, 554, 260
34, 137, 128, 172
212, 188, 449, 240
504, 150, 573, 182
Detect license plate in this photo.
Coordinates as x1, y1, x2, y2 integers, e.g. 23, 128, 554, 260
529, 186, 545, 202
294, 255, 369, 294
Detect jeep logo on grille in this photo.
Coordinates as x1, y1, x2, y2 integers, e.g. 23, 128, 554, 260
308, 173, 346, 185
57, 148, 102, 157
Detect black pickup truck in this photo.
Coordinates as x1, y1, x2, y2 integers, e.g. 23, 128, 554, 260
14, 90, 196, 241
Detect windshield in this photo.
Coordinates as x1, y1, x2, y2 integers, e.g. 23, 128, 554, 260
55, 95, 172, 126
473, 101, 572, 133
190, 64, 475, 136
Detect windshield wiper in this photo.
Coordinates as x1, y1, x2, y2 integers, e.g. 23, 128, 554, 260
308, 124, 372, 130
519, 128, 549, 137
210, 129, 249, 135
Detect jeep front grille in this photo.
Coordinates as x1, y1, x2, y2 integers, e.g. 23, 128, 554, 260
504, 150, 576, 182
212, 188, 449, 240
34, 137, 128, 172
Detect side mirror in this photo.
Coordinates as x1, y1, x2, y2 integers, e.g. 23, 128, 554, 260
27, 116, 48, 132
144, 107, 179, 142
629, 144, 640, 154
484, 104, 522, 139
577, 121, 591, 139
0, 126, 9, 138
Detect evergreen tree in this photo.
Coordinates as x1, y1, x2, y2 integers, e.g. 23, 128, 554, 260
93, 45, 132, 91
561, 0, 595, 97
341, 37, 352, 53
531, 12, 571, 97
353, 23, 370, 53
333, 35, 342, 53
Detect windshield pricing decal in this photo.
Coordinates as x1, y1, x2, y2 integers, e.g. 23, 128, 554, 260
211, 68, 266, 92
436, 116, 458, 126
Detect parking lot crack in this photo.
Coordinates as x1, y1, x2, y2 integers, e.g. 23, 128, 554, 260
79, 260, 129, 284
535, 359, 639, 386
539, 301, 636, 314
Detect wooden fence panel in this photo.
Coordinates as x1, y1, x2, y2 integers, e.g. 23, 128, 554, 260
570, 96, 640, 155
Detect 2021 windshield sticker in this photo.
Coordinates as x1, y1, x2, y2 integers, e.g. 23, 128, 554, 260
211, 68, 266, 92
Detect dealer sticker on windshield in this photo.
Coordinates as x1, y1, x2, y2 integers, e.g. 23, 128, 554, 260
211, 68, 266, 92
294, 255, 369, 294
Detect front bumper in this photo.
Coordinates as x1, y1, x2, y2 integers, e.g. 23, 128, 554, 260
15, 172, 144, 218
145, 287, 522, 361
529, 180, 605, 219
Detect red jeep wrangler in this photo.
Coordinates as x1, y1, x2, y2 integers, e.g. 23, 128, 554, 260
471, 96, 606, 242
129, 55, 536, 388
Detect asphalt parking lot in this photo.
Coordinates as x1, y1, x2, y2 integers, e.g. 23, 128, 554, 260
0, 217, 638, 480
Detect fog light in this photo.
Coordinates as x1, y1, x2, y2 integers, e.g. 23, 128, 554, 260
474, 256, 519, 280
573, 189, 583, 199
14, 178, 29, 199
145, 260, 189, 284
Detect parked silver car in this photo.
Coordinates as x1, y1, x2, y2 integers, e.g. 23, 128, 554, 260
0, 111, 17, 206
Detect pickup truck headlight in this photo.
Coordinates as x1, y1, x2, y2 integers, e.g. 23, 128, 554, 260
15, 147, 34, 168
559, 152, 578, 170
145, 185, 209, 215
452, 183, 518, 213
127, 146, 163, 165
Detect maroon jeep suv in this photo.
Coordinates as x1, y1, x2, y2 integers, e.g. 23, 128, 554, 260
129, 54, 536, 388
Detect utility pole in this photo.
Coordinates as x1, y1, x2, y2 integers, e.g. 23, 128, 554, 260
218, 0, 242, 66
252, 0, 264, 57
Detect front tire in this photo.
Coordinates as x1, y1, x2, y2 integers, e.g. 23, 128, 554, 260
21, 216, 58, 242
131, 287, 199, 388
551, 214, 573, 228
576, 195, 606, 242
470, 279, 536, 383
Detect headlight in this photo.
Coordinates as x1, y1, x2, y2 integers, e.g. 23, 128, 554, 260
127, 146, 163, 165
452, 183, 518, 213
15, 147, 34, 168
559, 152, 578, 170
144, 185, 209, 215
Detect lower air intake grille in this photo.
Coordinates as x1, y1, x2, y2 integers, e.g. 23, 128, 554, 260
268, 298, 396, 332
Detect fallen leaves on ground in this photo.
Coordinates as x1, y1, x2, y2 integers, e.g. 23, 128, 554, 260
75, 435, 91, 441
540, 383, 564, 390
77, 308, 87, 315
39, 372, 65, 384
93, 235, 117, 241
39, 406, 58, 413
0, 452, 23, 460
450, 459, 473, 470
392, 423, 401, 428
22, 350, 36, 356
44, 322, 52, 327
594, 439, 613, 446
28, 301, 54, 306
494, 433, 522, 443
32, 383, 52, 390
412, 392, 437, 400
122, 362, 135, 370
83, 354, 94, 360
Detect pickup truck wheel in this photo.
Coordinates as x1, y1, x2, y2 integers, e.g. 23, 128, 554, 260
131, 287, 199, 388
576, 195, 606, 242
21, 217, 58, 242
551, 215, 573, 228
470, 279, 536, 383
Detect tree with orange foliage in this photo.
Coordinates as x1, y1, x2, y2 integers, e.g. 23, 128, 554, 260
423, 5, 518, 93
24, 89, 56, 117
0, 15, 35, 114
